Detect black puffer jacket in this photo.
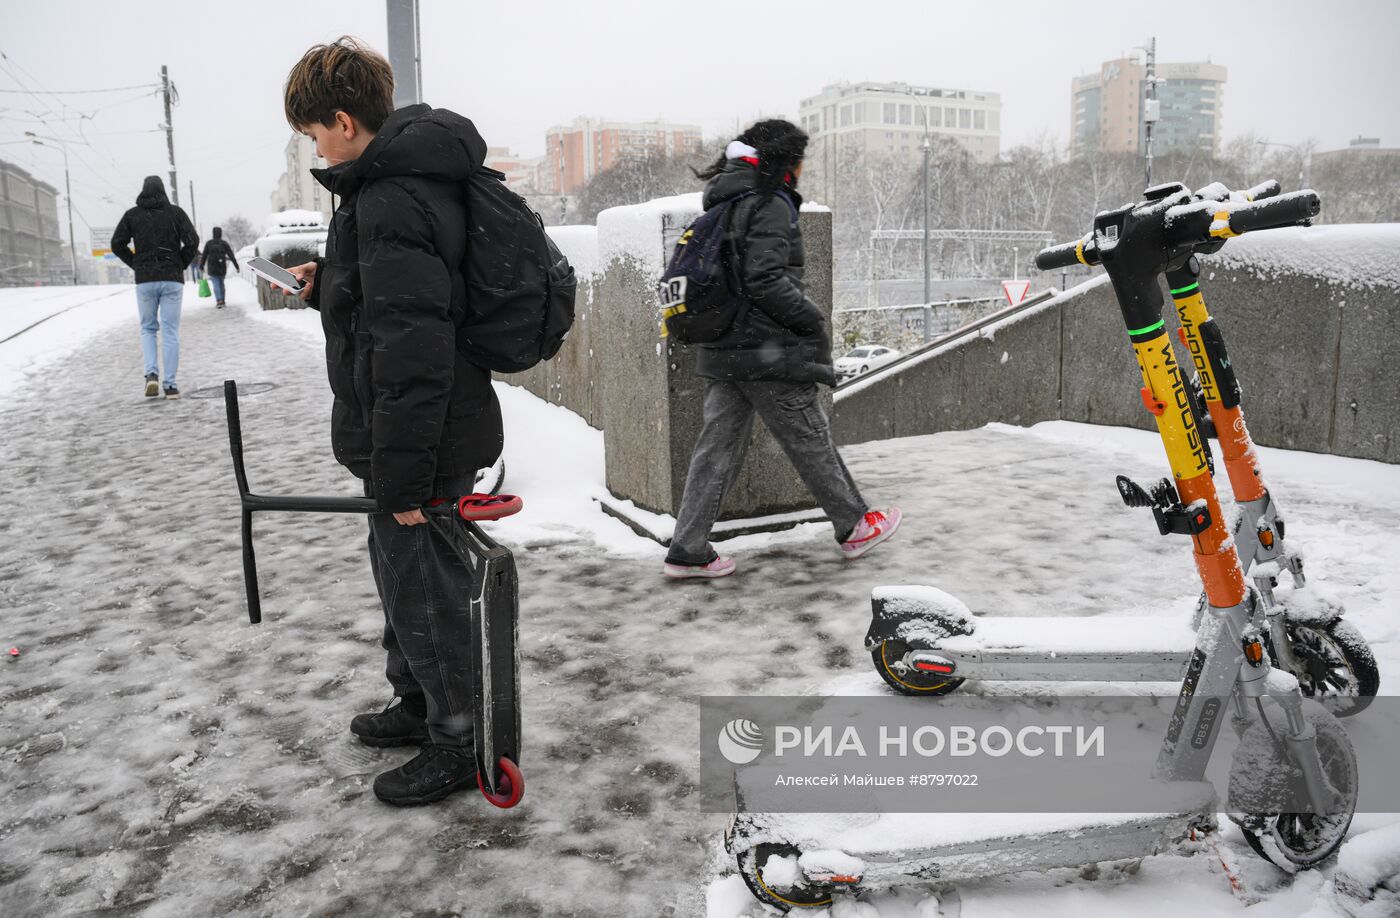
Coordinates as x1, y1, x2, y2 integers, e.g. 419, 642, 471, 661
306, 104, 502, 512
199, 227, 239, 277
111, 177, 199, 284
695, 161, 834, 386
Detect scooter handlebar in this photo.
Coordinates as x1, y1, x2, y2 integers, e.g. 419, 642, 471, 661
1165, 189, 1319, 246
1035, 234, 1097, 271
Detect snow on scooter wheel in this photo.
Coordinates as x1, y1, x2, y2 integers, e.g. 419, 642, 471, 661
478, 755, 524, 809
1228, 705, 1358, 869
737, 844, 834, 911
871, 639, 964, 696
1280, 620, 1379, 717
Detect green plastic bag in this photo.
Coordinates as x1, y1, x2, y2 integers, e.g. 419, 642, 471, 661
197, 277, 211, 298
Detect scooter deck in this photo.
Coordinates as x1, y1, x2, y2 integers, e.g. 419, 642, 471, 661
729, 785, 1216, 889
427, 512, 522, 801
939, 616, 1197, 682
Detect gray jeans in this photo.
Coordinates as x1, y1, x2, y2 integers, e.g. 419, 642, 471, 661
365, 476, 477, 749
667, 380, 867, 565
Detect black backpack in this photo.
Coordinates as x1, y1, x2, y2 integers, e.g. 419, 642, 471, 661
206, 241, 228, 271
656, 190, 793, 344
457, 168, 577, 373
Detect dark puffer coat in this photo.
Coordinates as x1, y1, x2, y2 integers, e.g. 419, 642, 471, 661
306, 104, 503, 512
695, 161, 834, 386
111, 176, 199, 284
199, 227, 239, 277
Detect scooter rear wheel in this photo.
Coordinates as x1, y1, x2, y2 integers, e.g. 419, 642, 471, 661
478, 756, 524, 809
737, 844, 833, 911
871, 639, 964, 696
1282, 620, 1378, 717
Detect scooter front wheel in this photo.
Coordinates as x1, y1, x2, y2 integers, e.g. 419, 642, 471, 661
871, 639, 964, 696
478, 756, 524, 809
737, 844, 833, 911
1229, 705, 1357, 869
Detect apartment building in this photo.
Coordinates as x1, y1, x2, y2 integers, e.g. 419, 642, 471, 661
269, 134, 334, 223
0, 157, 64, 285
797, 81, 1002, 202
543, 117, 703, 194
1072, 57, 1227, 157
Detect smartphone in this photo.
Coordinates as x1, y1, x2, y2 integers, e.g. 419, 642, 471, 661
247, 256, 306, 293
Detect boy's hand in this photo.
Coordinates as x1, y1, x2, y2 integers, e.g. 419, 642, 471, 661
393, 509, 427, 526
287, 261, 317, 301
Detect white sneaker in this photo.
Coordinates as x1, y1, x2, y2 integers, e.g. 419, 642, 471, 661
663, 555, 737, 579
841, 508, 902, 560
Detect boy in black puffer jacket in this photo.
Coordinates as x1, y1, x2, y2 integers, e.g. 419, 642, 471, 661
278, 37, 503, 807
664, 120, 902, 579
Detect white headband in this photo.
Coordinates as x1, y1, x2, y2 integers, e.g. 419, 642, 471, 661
726, 140, 760, 160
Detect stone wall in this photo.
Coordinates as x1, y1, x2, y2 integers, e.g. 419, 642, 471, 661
831, 224, 1400, 464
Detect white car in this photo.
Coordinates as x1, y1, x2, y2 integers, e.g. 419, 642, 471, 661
835, 344, 900, 380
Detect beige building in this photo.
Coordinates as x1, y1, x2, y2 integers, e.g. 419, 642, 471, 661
797, 81, 1001, 203
1072, 58, 1227, 157
269, 134, 334, 223
543, 117, 703, 194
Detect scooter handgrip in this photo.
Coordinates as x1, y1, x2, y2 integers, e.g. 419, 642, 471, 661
1242, 179, 1282, 202
1226, 190, 1320, 235
1035, 235, 1096, 270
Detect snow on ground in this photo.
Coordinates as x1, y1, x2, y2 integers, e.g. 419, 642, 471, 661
1, 277, 1397, 917
0, 285, 130, 400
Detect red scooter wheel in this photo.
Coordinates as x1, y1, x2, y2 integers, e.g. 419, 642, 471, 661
478, 756, 524, 808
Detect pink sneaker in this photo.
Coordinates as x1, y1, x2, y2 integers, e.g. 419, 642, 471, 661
841, 508, 902, 560
663, 555, 737, 579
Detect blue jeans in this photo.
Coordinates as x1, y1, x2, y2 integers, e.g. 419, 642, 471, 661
136, 281, 183, 388
209, 274, 226, 302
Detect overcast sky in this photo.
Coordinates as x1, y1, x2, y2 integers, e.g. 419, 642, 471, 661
3, 0, 1397, 248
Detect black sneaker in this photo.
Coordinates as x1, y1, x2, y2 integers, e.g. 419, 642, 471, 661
373, 744, 478, 806
163, 386, 180, 400
144, 374, 159, 397
350, 699, 430, 748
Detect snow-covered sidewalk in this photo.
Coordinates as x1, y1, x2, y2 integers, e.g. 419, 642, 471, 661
1, 278, 1396, 917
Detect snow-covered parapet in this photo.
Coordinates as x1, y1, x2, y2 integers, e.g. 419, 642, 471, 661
545, 225, 600, 279
597, 192, 702, 277
265, 209, 326, 232
1206, 223, 1400, 289
595, 192, 834, 277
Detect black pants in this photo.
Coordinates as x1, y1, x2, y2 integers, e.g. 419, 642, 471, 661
365, 476, 476, 750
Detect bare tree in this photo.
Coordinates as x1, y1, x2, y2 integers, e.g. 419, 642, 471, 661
221, 215, 257, 250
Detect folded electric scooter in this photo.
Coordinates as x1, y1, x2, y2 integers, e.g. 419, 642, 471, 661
223, 380, 525, 808
729, 183, 1360, 910
866, 182, 1378, 717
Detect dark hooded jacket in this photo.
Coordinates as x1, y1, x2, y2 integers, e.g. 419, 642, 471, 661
695, 160, 834, 386
111, 177, 199, 284
199, 226, 239, 277
306, 104, 502, 512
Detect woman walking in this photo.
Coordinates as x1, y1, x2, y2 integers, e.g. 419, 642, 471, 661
663, 120, 901, 580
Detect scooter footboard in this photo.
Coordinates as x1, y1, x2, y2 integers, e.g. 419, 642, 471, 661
428, 515, 522, 795
865, 585, 976, 651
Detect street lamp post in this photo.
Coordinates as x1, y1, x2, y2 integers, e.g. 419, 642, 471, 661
25, 132, 78, 285
902, 87, 934, 343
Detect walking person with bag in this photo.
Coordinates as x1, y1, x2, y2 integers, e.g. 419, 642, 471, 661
276, 37, 509, 806
111, 175, 199, 399
662, 120, 901, 580
198, 226, 240, 308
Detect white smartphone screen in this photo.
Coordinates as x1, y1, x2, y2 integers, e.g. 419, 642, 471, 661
247, 256, 305, 293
